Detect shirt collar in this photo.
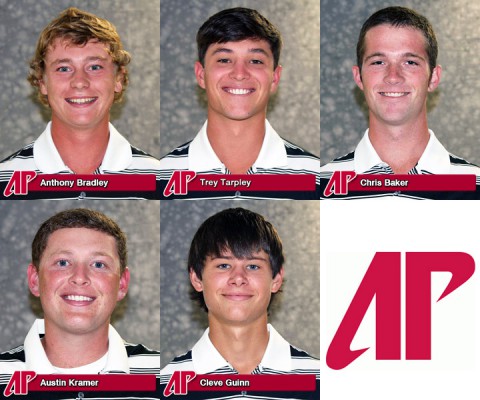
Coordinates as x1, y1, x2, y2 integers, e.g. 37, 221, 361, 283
354, 129, 451, 174
33, 122, 133, 173
191, 324, 292, 373
24, 319, 130, 374
188, 120, 288, 173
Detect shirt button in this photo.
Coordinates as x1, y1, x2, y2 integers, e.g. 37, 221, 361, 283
77, 392, 85, 399
235, 191, 241, 197
79, 191, 86, 199
241, 391, 247, 396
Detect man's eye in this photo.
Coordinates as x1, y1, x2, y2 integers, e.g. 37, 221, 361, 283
56, 66, 70, 72
57, 259, 69, 267
250, 59, 264, 65
217, 263, 230, 269
90, 64, 103, 71
218, 58, 230, 63
247, 264, 260, 270
406, 60, 419, 66
92, 261, 106, 269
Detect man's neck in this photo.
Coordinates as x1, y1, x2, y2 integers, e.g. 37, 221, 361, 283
368, 117, 430, 174
42, 321, 110, 369
206, 112, 266, 174
208, 316, 270, 374
50, 118, 110, 174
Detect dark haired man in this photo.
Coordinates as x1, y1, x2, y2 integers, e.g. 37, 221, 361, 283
159, 7, 320, 199
160, 208, 320, 399
320, 6, 480, 199
0, 8, 161, 199
0, 209, 160, 399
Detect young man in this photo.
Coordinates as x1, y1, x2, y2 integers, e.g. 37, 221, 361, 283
320, 6, 480, 199
159, 7, 320, 199
160, 208, 320, 399
0, 209, 160, 399
0, 8, 161, 199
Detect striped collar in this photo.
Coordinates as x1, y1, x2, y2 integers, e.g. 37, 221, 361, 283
191, 323, 292, 374
355, 129, 452, 174
33, 122, 133, 173
188, 120, 288, 173
24, 319, 130, 373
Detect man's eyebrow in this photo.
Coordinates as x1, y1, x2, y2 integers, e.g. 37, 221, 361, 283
210, 47, 269, 57
49, 56, 108, 66
210, 254, 268, 262
364, 52, 426, 62
46, 249, 114, 259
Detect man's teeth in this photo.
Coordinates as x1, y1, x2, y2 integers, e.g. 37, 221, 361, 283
65, 295, 93, 302
381, 92, 407, 97
67, 98, 96, 104
227, 88, 251, 95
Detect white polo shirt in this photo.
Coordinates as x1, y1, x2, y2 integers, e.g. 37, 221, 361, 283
159, 120, 320, 199
320, 129, 480, 199
160, 324, 320, 400
0, 320, 160, 399
0, 123, 161, 199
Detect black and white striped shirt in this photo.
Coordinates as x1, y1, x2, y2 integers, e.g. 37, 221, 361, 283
0, 122, 162, 199
0, 320, 160, 400
320, 129, 480, 199
160, 324, 320, 400
159, 120, 320, 200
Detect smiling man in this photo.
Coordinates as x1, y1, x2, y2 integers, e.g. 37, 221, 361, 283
0, 208, 160, 399
0, 7, 161, 199
320, 6, 480, 199
159, 7, 320, 199
160, 208, 320, 399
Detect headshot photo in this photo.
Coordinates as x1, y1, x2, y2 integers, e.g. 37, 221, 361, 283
160, 200, 320, 398
320, 0, 480, 199
0, 0, 161, 199
159, 0, 320, 199
0, 201, 160, 397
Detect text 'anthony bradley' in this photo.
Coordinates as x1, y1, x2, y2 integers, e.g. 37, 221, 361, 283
39, 178, 109, 188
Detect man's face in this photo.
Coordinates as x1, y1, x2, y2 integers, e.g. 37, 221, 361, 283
352, 24, 441, 128
190, 249, 283, 327
28, 227, 129, 336
39, 38, 123, 132
194, 39, 282, 123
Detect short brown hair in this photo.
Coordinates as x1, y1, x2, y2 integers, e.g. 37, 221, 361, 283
31, 208, 128, 273
356, 6, 438, 75
28, 7, 131, 106
188, 208, 284, 312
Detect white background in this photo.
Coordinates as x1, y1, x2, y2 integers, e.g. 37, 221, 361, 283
321, 201, 480, 399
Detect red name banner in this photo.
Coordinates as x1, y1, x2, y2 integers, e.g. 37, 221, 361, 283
28, 174, 157, 192
189, 374, 316, 392
349, 174, 476, 192
188, 174, 316, 191
28, 374, 157, 392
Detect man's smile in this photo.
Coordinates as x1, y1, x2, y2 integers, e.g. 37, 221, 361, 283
65, 97, 97, 105
62, 294, 95, 305
223, 87, 255, 95
379, 92, 410, 97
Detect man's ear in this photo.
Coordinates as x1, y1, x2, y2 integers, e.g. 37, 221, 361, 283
428, 65, 442, 92
27, 264, 41, 297
114, 66, 125, 93
189, 269, 203, 292
117, 267, 130, 302
39, 78, 48, 96
270, 65, 282, 93
352, 65, 364, 90
194, 61, 206, 89
271, 267, 284, 293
